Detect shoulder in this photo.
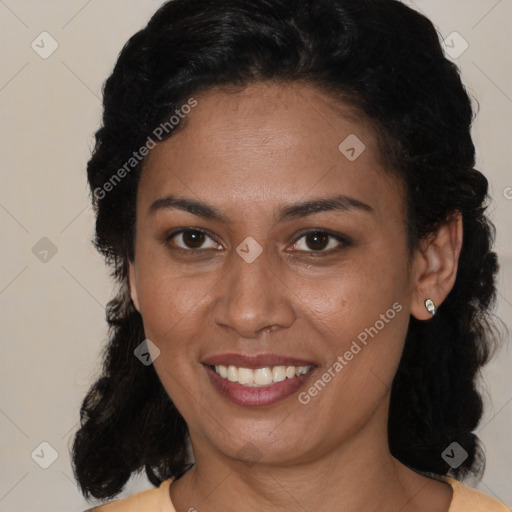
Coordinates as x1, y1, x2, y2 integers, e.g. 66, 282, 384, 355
84, 478, 175, 512
442, 476, 510, 512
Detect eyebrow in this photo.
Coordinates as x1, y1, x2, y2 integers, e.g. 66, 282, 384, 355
148, 194, 373, 223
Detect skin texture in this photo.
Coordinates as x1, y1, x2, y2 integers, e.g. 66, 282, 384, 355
128, 82, 463, 512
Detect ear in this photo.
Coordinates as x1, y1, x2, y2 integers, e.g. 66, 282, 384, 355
127, 260, 140, 312
410, 211, 463, 320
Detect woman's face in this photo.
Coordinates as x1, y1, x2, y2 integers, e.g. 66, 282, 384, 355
129, 82, 417, 467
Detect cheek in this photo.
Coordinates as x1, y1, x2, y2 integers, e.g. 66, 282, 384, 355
299, 251, 406, 336
137, 272, 213, 343
136, 269, 216, 407
133, 236, 218, 340
296, 250, 410, 389
294, 293, 407, 432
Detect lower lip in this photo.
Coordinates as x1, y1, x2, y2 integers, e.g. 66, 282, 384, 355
204, 365, 315, 407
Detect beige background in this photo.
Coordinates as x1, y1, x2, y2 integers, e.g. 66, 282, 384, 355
0, 1, 510, 510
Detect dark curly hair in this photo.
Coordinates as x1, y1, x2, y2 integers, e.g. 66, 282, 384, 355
72, 0, 501, 501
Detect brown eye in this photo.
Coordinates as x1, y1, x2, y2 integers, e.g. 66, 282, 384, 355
304, 231, 329, 251
290, 230, 349, 253
168, 229, 220, 250
182, 230, 206, 248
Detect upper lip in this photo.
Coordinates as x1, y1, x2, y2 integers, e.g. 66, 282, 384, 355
202, 353, 316, 369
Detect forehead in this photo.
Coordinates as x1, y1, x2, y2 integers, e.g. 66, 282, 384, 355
139, 82, 403, 219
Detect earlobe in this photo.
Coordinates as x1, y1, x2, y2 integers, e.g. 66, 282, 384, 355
410, 211, 463, 320
127, 261, 140, 312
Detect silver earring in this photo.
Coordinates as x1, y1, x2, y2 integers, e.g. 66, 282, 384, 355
425, 298, 437, 316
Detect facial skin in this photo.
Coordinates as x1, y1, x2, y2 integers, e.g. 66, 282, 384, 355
128, 82, 462, 512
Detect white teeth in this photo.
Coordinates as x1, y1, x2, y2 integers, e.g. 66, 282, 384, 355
238, 367, 253, 385
213, 364, 313, 387
254, 367, 273, 385
272, 366, 287, 382
227, 365, 238, 382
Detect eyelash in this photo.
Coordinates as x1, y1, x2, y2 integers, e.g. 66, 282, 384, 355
164, 227, 352, 256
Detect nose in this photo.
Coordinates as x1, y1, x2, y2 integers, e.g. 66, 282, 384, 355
213, 247, 296, 339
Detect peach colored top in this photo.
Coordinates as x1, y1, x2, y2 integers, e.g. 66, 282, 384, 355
89, 475, 510, 511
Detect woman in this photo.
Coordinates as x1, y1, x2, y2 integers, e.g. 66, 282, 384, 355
73, 0, 509, 510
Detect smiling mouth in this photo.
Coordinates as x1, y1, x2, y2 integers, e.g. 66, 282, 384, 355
210, 364, 314, 387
